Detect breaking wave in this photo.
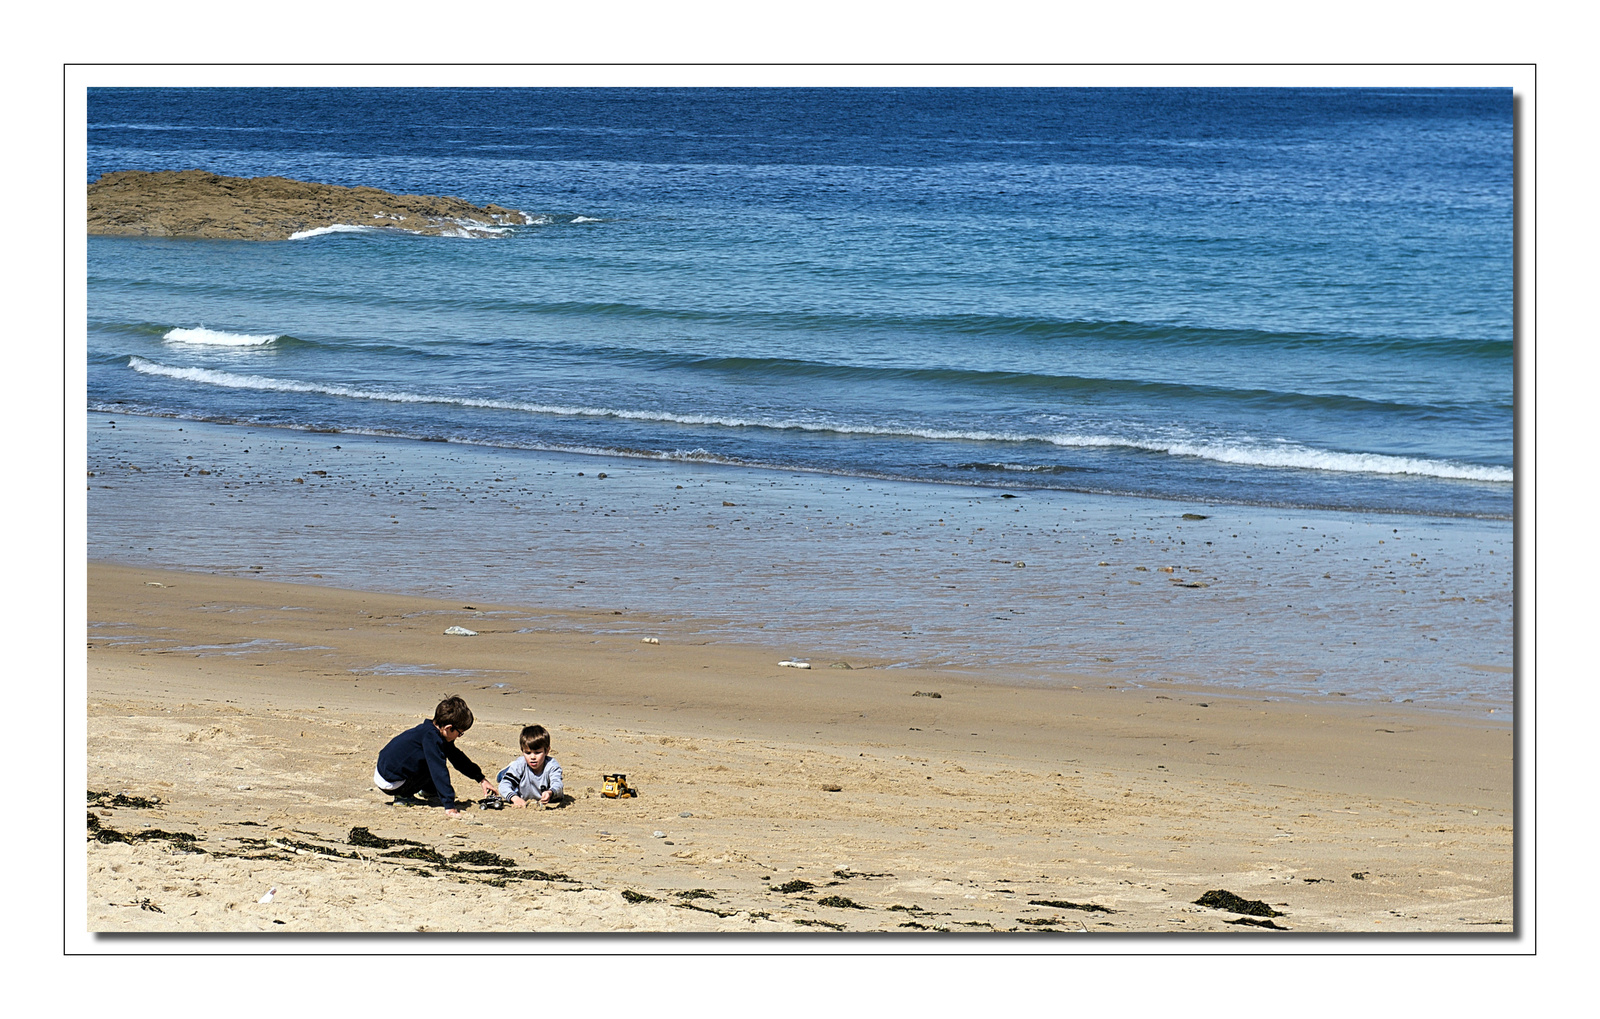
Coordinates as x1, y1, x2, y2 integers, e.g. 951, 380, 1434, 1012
162, 327, 281, 346
124, 356, 1512, 483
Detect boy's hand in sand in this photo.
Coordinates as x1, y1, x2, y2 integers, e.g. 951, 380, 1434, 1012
539, 790, 552, 805
510, 795, 528, 808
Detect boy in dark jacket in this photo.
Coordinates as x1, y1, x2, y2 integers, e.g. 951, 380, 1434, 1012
373, 695, 496, 816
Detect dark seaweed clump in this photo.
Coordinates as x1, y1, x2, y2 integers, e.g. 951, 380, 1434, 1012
622, 890, 658, 904
384, 846, 448, 864
775, 880, 815, 893
675, 889, 716, 900
793, 918, 845, 930
94, 814, 569, 887
1028, 899, 1117, 914
1226, 916, 1290, 929
816, 895, 867, 910
1194, 890, 1283, 917
508, 868, 569, 882
833, 869, 893, 879
89, 790, 162, 809
449, 849, 517, 868
240, 835, 357, 859
348, 826, 425, 850
379, 842, 566, 884
88, 813, 204, 851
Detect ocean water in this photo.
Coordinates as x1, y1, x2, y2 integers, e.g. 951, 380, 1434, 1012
88, 88, 1513, 519
85, 88, 1515, 708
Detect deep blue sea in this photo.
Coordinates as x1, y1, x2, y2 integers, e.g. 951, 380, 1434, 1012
87, 88, 1513, 518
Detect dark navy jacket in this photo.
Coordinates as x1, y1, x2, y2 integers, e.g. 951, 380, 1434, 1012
375, 719, 487, 810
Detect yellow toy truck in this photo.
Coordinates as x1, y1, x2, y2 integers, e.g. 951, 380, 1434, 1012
601, 774, 637, 798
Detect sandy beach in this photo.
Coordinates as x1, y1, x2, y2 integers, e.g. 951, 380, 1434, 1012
86, 560, 1512, 934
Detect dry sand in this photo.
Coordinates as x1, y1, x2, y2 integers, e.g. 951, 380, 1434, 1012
85, 562, 1512, 935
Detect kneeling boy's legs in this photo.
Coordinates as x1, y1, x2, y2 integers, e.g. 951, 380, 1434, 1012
384, 774, 442, 802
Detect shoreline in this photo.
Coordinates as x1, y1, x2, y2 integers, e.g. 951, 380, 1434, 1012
86, 562, 1514, 933
86, 404, 1513, 523
89, 412, 1515, 710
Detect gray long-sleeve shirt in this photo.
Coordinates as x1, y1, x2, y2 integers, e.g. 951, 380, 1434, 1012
497, 756, 563, 801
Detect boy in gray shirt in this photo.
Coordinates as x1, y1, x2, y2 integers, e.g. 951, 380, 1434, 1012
496, 724, 564, 807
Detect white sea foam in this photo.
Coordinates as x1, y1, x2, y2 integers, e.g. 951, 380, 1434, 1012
1128, 438, 1513, 483
123, 357, 1513, 484
492, 210, 541, 226
288, 223, 378, 240
439, 217, 514, 238
293, 218, 511, 239
570, 216, 602, 224
161, 327, 280, 347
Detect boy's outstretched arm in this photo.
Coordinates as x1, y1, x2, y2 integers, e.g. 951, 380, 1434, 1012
442, 739, 490, 795
540, 761, 565, 803
497, 757, 526, 802
422, 736, 463, 812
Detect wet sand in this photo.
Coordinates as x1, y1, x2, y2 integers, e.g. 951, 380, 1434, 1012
88, 413, 1514, 708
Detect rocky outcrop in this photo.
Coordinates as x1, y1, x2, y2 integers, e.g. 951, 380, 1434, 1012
86, 169, 535, 240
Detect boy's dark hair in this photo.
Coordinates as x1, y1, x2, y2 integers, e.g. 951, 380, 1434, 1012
433, 696, 474, 732
520, 724, 550, 753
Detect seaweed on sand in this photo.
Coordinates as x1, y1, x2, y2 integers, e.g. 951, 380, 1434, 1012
347, 826, 426, 850
449, 849, 517, 868
1225, 916, 1290, 929
89, 790, 162, 809
238, 836, 356, 859
87, 813, 204, 852
90, 810, 568, 887
816, 895, 867, 910
382, 846, 449, 864
1194, 889, 1283, 918
1028, 899, 1117, 914
622, 890, 658, 903
775, 880, 815, 893
504, 867, 570, 882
